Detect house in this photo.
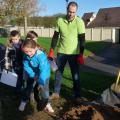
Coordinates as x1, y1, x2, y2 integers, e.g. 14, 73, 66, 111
82, 12, 96, 27
85, 7, 120, 43
88, 7, 120, 28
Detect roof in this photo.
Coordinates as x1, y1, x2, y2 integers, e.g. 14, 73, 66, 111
82, 12, 95, 27
88, 7, 120, 28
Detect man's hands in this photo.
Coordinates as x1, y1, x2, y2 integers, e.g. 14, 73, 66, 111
48, 49, 54, 59
77, 54, 84, 65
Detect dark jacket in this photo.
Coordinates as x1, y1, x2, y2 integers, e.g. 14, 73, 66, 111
4, 40, 23, 71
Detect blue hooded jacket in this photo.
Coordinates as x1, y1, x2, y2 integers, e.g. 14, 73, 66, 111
23, 49, 51, 85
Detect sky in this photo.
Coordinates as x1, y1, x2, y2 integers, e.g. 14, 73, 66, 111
39, 0, 120, 17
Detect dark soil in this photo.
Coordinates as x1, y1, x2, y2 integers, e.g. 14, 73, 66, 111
0, 83, 120, 120
0, 93, 120, 120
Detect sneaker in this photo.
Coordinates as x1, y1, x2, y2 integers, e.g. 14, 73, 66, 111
44, 103, 54, 113
18, 101, 27, 111
50, 93, 60, 100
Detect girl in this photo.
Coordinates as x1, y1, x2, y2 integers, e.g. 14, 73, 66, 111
26, 30, 38, 42
26, 30, 46, 51
18, 39, 54, 113
25, 31, 46, 103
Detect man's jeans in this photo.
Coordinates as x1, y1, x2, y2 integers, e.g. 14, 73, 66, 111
54, 53, 81, 98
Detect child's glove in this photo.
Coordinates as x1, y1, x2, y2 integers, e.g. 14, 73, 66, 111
34, 76, 38, 81
37, 85, 44, 91
48, 49, 54, 59
77, 54, 84, 65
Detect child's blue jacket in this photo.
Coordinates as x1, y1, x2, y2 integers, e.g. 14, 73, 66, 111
23, 49, 51, 85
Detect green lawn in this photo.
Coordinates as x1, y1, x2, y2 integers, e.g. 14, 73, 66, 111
0, 37, 114, 100
0, 37, 112, 57
0, 37, 7, 44
37, 37, 112, 57
50, 66, 115, 100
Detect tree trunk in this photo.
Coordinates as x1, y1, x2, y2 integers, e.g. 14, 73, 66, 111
24, 16, 27, 36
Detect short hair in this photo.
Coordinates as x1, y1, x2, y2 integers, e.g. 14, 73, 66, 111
67, 1, 78, 10
10, 30, 20, 37
26, 31, 38, 39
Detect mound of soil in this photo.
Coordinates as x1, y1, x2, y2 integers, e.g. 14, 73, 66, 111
62, 104, 120, 120
25, 98, 120, 120
1, 94, 120, 120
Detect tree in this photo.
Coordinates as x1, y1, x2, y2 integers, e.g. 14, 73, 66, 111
0, 0, 40, 35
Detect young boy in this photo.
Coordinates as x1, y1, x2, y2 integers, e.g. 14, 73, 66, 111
4, 30, 23, 94
19, 39, 54, 113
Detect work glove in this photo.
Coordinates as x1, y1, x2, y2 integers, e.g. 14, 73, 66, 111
37, 84, 44, 91
34, 76, 38, 81
77, 54, 84, 65
48, 49, 54, 60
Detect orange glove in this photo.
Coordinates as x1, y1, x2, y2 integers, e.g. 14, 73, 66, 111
48, 49, 54, 59
77, 54, 84, 65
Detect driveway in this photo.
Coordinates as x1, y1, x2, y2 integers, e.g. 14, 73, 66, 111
82, 44, 120, 76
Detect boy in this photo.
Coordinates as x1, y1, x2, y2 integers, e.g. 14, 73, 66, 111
4, 30, 23, 94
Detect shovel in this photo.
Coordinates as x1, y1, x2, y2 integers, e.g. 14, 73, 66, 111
101, 70, 120, 107
111, 70, 120, 95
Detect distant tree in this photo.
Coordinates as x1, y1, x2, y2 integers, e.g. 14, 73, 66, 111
0, 0, 41, 34
28, 17, 41, 27
53, 13, 65, 18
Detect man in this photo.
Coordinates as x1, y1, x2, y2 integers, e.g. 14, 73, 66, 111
48, 1, 85, 99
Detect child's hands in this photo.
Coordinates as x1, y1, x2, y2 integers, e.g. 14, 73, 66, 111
37, 85, 44, 91
34, 76, 38, 81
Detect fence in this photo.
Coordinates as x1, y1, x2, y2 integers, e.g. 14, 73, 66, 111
86, 27, 120, 43
8, 26, 120, 43
9, 26, 54, 38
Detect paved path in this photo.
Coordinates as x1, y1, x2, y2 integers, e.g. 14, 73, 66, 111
82, 44, 120, 76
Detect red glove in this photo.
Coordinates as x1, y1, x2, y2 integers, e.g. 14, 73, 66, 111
77, 54, 84, 65
48, 49, 54, 59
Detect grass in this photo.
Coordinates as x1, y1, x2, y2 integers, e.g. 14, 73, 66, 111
0, 37, 114, 99
37, 38, 112, 57
0, 37, 112, 56
0, 37, 115, 120
0, 37, 7, 45
51, 66, 115, 100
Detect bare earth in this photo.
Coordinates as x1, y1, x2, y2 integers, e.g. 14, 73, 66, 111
25, 98, 120, 120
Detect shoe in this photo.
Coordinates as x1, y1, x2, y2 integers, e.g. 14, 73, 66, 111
50, 93, 60, 100
18, 101, 26, 111
30, 92, 35, 102
44, 103, 54, 113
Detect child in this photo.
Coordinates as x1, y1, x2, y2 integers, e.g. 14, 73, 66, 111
26, 30, 38, 42
4, 30, 23, 94
25, 31, 45, 102
26, 30, 46, 52
18, 39, 54, 113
